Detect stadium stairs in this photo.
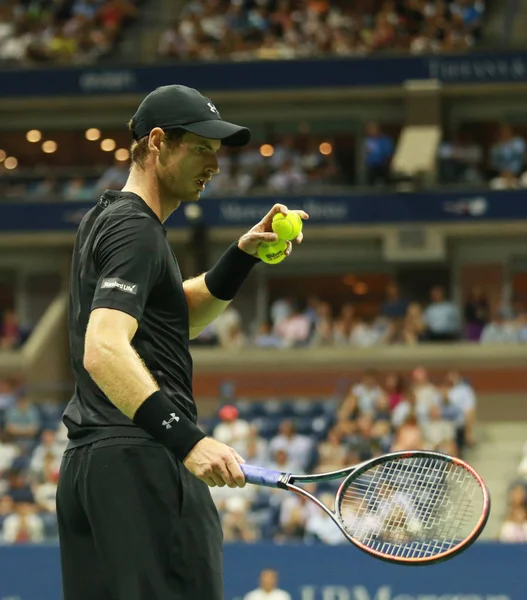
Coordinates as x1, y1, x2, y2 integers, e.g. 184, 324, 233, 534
466, 413, 526, 539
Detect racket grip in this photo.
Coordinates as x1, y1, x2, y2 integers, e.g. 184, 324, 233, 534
241, 464, 283, 488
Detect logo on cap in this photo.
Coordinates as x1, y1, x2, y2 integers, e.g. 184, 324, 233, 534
208, 102, 220, 116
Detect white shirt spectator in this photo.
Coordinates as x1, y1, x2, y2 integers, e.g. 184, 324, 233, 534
305, 511, 346, 545
275, 313, 311, 347
424, 301, 461, 335
480, 320, 518, 343
499, 518, 527, 542
0, 439, 19, 472
213, 418, 251, 457
351, 383, 384, 416
268, 165, 306, 192
269, 434, 312, 472
35, 481, 57, 513
413, 383, 441, 416
2, 511, 44, 544
448, 381, 476, 418
349, 323, 381, 347
270, 298, 292, 328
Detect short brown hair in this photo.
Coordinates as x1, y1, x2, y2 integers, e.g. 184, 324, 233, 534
127, 120, 186, 168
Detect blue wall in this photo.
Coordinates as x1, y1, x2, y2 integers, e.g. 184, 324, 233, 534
0, 542, 525, 600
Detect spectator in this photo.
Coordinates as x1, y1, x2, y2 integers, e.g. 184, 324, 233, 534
2, 500, 44, 544
253, 322, 283, 348
381, 283, 409, 319
490, 125, 526, 188
243, 569, 292, 600
464, 286, 490, 341
517, 312, 527, 343
421, 404, 457, 455
34, 457, 58, 514
0, 309, 21, 350
4, 395, 41, 453
446, 370, 477, 449
401, 302, 426, 344
270, 297, 294, 331
222, 496, 259, 543
383, 373, 405, 410
269, 421, 313, 472
0, 432, 21, 474
267, 159, 307, 192
423, 286, 461, 341
363, 122, 394, 186
392, 387, 430, 428
29, 430, 63, 480
305, 492, 346, 545
480, 310, 518, 343
315, 427, 347, 472
350, 370, 385, 417
437, 131, 483, 184
213, 305, 246, 349
212, 404, 251, 458
95, 158, 129, 193
0, 378, 17, 412
274, 303, 311, 348
499, 507, 527, 543
391, 412, 424, 451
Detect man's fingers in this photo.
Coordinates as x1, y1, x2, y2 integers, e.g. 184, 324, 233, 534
250, 232, 279, 243
214, 459, 237, 488
295, 232, 304, 244
291, 210, 309, 220
284, 241, 293, 257
226, 454, 246, 488
230, 448, 246, 464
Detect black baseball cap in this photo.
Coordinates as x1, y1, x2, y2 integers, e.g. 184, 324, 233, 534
130, 85, 251, 147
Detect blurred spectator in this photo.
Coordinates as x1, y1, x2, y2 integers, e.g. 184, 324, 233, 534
305, 492, 346, 545
423, 286, 461, 341
213, 405, 251, 457
269, 421, 313, 472
63, 178, 94, 202
34, 457, 58, 514
421, 404, 456, 454
2, 500, 44, 544
464, 286, 490, 341
480, 310, 518, 343
437, 131, 483, 184
0, 432, 21, 474
391, 412, 424, 451
253, 322, 283, 348
222, 496, 259, 543
4, 395, 41, 453
95, 159, 129, 193
243, 569, 292, 600
380, 283, 409, 320
274, 303, 311, 348
499, 506, 527, 542
213, 306, 245, 349
0, 379, 17, 412
446, 370, 476, 448
517, 312, 527, 343
490, 125, 526, 189
383, 373, 405, 410
349, 370, 384, 417
363, 122, 394, 186
29, 430, 63, 480
270, 297, 294, 331
268, 159, 307, 193
0, 309, 21, 350
315, 427, 347, 472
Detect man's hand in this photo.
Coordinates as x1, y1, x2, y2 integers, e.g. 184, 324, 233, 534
237, 203, 309, 258
183, 437, 246, 488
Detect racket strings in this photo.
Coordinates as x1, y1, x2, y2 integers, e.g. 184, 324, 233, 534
338, 456, 484, 559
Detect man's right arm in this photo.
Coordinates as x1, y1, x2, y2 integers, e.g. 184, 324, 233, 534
85, 215, 245, 488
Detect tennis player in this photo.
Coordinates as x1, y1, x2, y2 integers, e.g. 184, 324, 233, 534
56, 84, 307, 600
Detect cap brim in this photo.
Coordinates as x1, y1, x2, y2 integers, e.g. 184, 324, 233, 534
180, 120, 251, 147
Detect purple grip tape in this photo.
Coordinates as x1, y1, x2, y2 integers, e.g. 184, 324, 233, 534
241, 464, 283, 488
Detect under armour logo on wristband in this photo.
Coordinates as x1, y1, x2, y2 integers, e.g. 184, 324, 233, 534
162, 413, 180, 429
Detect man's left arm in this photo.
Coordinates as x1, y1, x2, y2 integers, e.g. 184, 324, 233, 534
184, 204, 308, 339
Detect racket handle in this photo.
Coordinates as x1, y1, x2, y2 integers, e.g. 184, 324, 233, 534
241, 464, 283, 488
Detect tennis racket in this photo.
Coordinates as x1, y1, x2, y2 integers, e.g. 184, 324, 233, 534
241, 450, 490, 565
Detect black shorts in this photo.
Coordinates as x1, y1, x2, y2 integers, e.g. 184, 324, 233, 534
57, 437, 223, 600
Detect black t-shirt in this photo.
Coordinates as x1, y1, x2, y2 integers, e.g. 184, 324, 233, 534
63, 190, 196, 448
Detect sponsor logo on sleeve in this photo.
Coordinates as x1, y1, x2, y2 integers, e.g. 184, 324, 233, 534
100, 278, 138, 295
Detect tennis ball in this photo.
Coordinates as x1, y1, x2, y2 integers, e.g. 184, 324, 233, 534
257, 239, 288, 264
272, 212, 303, 241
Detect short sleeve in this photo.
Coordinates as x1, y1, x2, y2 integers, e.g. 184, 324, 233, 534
91, 215, 164, 323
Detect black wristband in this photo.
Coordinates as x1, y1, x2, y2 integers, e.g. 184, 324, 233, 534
133, 391, 206, 461
204, 242, 260, 301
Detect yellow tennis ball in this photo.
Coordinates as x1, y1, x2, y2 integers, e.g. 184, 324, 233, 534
272, 212, 303, 241
257, 239, 288, 264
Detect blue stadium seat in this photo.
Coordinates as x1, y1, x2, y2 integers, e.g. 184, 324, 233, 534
257, 418, 281, 440
235, 399, 265, 421
290, 398, 321, 418
261, 399, 289, 418
291, 416, 314, 436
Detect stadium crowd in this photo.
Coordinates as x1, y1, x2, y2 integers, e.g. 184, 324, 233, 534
158, 0, 485, 62
0, 0, 140, 65
191, 285, 527, 349
0, 365, 476, 544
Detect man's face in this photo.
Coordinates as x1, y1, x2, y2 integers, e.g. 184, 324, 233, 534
157, 131, 221, 203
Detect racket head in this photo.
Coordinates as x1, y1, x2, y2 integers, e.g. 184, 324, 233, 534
333, 450, 490, 566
